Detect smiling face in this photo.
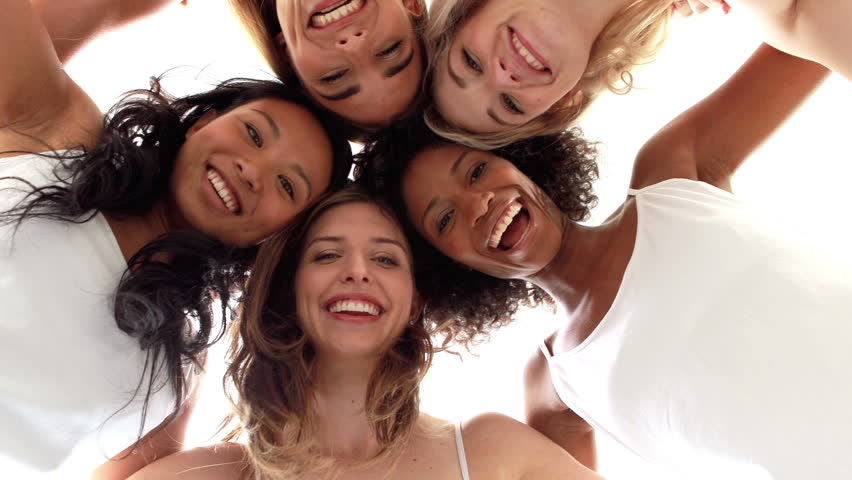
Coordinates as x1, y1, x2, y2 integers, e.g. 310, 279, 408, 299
432, 0, 590, 133
169, 98, 334, 247
276, 0, 424, 129
402, 143, 564, 279
295, 201, 417, 359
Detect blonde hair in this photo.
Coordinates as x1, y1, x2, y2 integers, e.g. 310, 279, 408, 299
424, 0, 672, 150
225, 187, 437, 479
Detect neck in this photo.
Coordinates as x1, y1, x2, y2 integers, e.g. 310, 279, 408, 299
560, 0, 635, 46
527, 212, 618, 313
103, 196, 175, 262
311, 354, 382, 462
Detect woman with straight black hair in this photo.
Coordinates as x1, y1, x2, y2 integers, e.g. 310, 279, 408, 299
0, 0, 351, 477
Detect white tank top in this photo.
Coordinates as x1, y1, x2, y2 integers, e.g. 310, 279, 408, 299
0, 153, 176, 476
542, 178, 852, 479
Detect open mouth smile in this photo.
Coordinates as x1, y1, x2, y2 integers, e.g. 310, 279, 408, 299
509, 28, 550, 73
324, 295, 385, 323
488, 200, 531, 250
310, 0, 366, 28
207, 168, 241, 214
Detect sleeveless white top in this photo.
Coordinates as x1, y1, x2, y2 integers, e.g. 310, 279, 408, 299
542, 178, 852, 479
0, 153, 175, 476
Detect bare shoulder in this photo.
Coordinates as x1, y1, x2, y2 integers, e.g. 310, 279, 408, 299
463, 413, 602, 480
127, 443, 252, 480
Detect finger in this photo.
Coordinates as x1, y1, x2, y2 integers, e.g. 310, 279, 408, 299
687, 0, 710, 15
672, 0, 693, 17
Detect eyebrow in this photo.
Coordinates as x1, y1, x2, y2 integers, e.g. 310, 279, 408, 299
421, 149, 472, 228
383, 50, 415, 78
289, 163, 312, 199
318, 85, 361, 102
306, 236, 407, 251
251, 108, 280, 139
447, 55, 467, 89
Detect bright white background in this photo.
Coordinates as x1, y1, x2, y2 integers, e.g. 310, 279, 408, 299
64, 1, 852, 479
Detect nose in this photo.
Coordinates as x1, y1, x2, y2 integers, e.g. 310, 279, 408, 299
342, 255, 371, 284
496, 59, 520, 85
335, 29, 366, 49
235, 156, 261, 192
462, 189, 495, 226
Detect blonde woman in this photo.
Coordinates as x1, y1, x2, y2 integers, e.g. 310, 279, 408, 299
127, 187, 604, 480
424, 0, 851, 149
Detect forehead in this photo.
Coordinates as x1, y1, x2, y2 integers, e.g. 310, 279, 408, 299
306, 46, 424, 128
402, 144, 467, 216
307, 202, 407, 246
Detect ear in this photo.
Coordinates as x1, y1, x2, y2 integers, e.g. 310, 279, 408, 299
408, 293, 425, 325
401, 0, 424, 18
185, 108, 218, 138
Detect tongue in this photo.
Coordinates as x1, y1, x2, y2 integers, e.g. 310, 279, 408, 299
499, 210, 529, 250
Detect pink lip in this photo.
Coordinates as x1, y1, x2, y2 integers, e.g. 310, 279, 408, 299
204, 166, 242, 216
308, 0, 368, 30
324, 293, 385, 324
507, 27, 551, 76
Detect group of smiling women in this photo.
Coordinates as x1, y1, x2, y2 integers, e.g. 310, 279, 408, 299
1, 0, 850, 478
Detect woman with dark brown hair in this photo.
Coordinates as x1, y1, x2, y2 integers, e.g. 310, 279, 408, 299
126, 186, 604, 480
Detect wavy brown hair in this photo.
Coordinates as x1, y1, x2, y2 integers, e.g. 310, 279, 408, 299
423, 0, 671, 149
225, 186, 438, 479
227, 0, 430, 142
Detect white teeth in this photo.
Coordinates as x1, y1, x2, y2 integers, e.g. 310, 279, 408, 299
328, 299, 381, 315
488, 202, 523, 249
311, 0, 364, 27
511, 32, 545, 71
207, 169, 239, 214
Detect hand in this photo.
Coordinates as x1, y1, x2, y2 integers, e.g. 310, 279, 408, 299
672, 0, 731, 17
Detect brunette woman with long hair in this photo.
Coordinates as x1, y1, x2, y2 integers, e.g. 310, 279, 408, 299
125, 186, 604, 480
0, 1, 351, 477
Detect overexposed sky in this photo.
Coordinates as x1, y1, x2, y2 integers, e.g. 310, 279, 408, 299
64, 2, 852, 479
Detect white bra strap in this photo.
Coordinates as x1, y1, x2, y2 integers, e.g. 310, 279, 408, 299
627, 187, 642, 196
454, 421, 471, 480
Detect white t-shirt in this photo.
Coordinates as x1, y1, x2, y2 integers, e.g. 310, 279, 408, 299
0, 153, 175, 477
542, 178, 852, 479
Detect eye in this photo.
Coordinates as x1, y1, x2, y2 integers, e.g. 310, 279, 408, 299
245, 123, 263, 147
377, 41, 402, 57
470, 162, 485, 184
501, 94, 524, 115
437, 210, 454, 233
278, 176, 295, 199
320, 70, 347, 84
374, 255, 399, 266
462, 48, 482, 73
313, 251, 340, 262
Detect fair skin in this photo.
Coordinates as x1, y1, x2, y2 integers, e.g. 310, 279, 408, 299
433, 0, 849, 135
404, 45, 829, 468
127, 202, 604, 480
1, 0, 334, 474
276, 0, 424, 128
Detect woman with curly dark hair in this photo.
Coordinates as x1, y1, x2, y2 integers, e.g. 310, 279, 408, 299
0, 1, 351, 477
125, 186, 604, 480
362, 45, 852, 478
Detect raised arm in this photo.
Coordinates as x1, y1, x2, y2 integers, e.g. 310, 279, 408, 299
727, 0, 852, 80
0, 0, 101, 156
523, 345, 597, 470
30, 0, 180, 63
631, 44, 828, 192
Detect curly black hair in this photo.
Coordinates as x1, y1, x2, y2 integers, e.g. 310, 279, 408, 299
355, 118, 599, 346
0, 76, 353, 450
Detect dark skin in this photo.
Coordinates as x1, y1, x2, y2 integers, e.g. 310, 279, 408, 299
528, 45, 829, 468
403, 45, 829, 470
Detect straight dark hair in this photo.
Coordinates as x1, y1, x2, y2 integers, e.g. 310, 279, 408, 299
0, 75, 353, 451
